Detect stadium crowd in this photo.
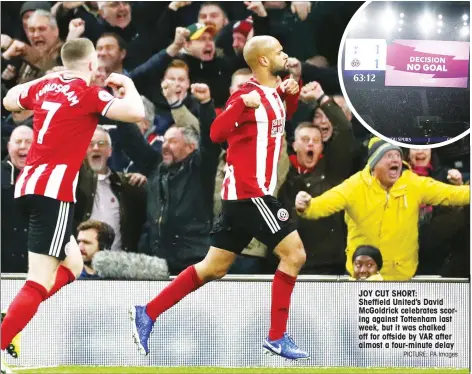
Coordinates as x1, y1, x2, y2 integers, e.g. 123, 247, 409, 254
1, 1, 469, 281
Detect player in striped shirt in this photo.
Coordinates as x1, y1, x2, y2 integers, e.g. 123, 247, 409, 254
130, 35, 309, 361
1, 38, 144, 362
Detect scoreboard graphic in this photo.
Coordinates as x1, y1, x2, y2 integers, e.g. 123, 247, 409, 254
343, 38, 470, 89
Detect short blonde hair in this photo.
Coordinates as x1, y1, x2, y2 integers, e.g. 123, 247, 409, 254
61, 38, 95, 69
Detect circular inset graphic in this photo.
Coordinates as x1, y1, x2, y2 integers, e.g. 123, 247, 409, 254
338, 1, 470, 148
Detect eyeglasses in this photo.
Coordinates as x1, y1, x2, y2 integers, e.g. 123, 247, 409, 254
88, 140, 110, 148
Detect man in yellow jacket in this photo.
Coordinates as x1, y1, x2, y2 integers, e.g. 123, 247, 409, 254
295, 138, 470, 280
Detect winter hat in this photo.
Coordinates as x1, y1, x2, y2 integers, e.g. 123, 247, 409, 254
352, 245, 383, 271
233, 18, 253, 38
367, 137, 402, 171
20, 1, 52, 18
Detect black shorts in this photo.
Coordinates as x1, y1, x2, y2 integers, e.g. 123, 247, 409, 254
18, 195, 75, 260
210, 195, 296, 254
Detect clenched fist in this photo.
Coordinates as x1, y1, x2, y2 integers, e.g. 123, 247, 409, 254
286, 58, 301, 81
169, 1, 191, 11
161, 79, 179, 104
1, 34, 12, 50
295, 191, 312, 213
2, 40, 26, 59
68, 18, 85, 40
300, 81, 325, 103
279, 78, 299, 95
105, 73, 132, 97
291, 1, 311, 21
191, 83, 211, 104
447, 169, 463, 186
174, 27, 191, 47
241, 90, 261, 108
126, 173, 147, 187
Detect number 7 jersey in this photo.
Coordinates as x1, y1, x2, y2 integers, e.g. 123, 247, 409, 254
14, 76, 115, 202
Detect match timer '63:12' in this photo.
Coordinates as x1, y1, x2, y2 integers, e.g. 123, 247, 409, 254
353, 73, 376, 82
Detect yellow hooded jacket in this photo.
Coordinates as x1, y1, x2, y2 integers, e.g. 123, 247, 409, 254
299, 165, 470, 280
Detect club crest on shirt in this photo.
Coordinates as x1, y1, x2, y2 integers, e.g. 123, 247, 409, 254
271, 118, 285, 137
99, 90, 114, 102
277, 208, 289, 221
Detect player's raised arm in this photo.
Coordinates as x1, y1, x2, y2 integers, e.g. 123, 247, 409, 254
209, 90, 261, 143
103, 73, 145, 123
2, 71, 64, 112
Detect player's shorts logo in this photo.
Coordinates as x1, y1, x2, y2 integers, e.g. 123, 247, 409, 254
351, 58, 361, 68
277, 208, 289, 222
99, 90, 114, 102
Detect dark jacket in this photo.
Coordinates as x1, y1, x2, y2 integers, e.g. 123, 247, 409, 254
74, 164, 147, 252
411, 152, 470, 276
116, 101, 220, 274
277, 99, 355, 274
130, 49, 232, 108
1, 158, 28, 273
55, 2, 169, 70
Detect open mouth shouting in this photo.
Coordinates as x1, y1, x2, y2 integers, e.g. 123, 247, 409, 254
388, 164, 401, 179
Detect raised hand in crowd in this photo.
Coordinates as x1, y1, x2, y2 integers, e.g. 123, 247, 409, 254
241, 90, 261, 108
167, 27, 191, 57
244, 1, 268, 17
168, 1, 192, 11
286, 58, 302, 82
300, 81, 329, 105
1, 34, 12, 50
126, 173, 147, 187
447, 169, 463, 186
67, 18, 86, 41
1, 65, 16, 81
295, 191, 312, 213
2, 40, 26, 60
291, 1, 312, 21
161, 79, 180, 105
2, 39, 41, 66
191, 83, 211, 104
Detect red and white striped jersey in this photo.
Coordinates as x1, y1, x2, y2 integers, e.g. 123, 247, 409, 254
14, 76, 115, 202
211, 78, 298, 200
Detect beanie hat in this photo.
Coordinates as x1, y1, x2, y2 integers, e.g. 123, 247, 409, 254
352, 245, 383, 271
233, 18, 253, 38
20, 1, 52, 18
367, 137, 403, 171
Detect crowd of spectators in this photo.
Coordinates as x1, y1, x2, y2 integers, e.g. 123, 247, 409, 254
348, 87, 470, 141
1, 1, 469, 280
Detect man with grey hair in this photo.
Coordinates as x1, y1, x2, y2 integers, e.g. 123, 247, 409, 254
74, 126, 148, 253
2, 10, 62, 86
54, 1, 168, 69
115, 83, 221, 275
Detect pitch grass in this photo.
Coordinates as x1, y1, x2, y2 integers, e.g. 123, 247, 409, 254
14, 367, 469, 374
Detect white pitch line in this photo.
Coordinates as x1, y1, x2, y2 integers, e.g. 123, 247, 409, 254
12, 365, 59, 371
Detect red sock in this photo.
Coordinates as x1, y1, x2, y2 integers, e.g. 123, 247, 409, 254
146, 265, 203, 321
45, 265, 76, 300
269, 269, 297, 340
1, 281, 48, 350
